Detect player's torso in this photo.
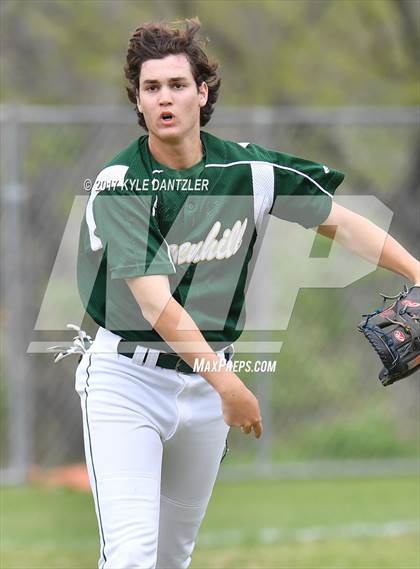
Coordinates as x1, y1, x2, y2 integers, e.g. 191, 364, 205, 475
145, 134, 259, 334
79, 132, 264, 346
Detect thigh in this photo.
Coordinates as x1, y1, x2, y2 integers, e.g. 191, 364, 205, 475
156, 376, 229, 569
76, 352, 164, 568
161, 373, 229, 504
160, 416, 229, 506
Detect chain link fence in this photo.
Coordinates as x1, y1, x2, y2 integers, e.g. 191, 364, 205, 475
1, 105, 419, 484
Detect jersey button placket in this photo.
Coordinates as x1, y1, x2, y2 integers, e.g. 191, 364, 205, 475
185, 198, 197, 227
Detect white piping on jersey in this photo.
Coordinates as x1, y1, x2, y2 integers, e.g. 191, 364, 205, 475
152, 194, 176, 271
152, 195, 158, 217
235, 143, 274, 231
165, 240, 177, 271
204, 160, 334, 199
86, 164, 129, 251
250, 163, 275, 232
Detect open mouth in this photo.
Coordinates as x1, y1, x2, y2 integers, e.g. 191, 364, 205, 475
160, 112, 174, 123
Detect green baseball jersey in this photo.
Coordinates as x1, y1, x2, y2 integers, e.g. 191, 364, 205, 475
77, 131, 344, 350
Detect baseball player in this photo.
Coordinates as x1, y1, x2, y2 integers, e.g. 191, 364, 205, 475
73, 18, 419, 569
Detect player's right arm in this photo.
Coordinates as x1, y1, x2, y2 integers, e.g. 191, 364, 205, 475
126, 274, 263, 439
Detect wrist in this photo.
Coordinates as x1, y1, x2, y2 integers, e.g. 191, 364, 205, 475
407, 260, 420, 285
207, 370, 242, 397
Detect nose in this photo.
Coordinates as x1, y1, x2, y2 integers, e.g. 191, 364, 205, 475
158, 86, 173, 106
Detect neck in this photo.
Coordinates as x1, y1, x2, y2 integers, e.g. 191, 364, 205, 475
148, 131, 203, 170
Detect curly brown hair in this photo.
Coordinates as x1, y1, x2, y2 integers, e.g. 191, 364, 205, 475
124, 18, 221, 130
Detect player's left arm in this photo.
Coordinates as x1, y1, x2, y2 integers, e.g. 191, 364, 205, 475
317, 202, 420, 285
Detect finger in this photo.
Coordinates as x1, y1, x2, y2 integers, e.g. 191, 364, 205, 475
241, 425, 252, 435
253, 421, 263, 439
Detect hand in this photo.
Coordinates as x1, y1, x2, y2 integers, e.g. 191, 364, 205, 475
218, 375, 263, 439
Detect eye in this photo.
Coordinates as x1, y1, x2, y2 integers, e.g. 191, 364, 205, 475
173, 83, 185, 90
145, 85, 158, 92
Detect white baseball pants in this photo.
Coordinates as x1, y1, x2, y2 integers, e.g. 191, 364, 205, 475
75, 327, 229, 569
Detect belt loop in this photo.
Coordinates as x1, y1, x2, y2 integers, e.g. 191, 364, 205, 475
143, 348, 160, 368
132, 345, 148, 366
226, 344, 234, 361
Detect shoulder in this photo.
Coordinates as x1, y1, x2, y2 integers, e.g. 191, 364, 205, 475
202, 130, 284, 166
105, 136, 145, 169
93, 136, 146, 185
203, 132, 341, 185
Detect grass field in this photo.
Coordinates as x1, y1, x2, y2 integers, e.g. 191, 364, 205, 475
1, 476, 419, 568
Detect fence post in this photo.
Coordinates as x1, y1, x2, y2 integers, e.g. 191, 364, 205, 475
1, 115, 32, 484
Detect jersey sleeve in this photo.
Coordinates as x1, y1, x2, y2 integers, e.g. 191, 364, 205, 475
243, 145, 344, 228
259, 147, 345, 228
92, 188, 176, 280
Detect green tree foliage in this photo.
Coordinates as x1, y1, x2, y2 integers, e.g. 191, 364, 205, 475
1, 0, 418, 105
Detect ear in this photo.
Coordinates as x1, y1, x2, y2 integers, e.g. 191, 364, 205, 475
198, 82, 208, 108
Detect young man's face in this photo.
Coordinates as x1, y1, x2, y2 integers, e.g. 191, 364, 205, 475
137, 54, 208, 143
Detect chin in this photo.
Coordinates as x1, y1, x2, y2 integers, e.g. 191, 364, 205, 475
154, 127, 184, 143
